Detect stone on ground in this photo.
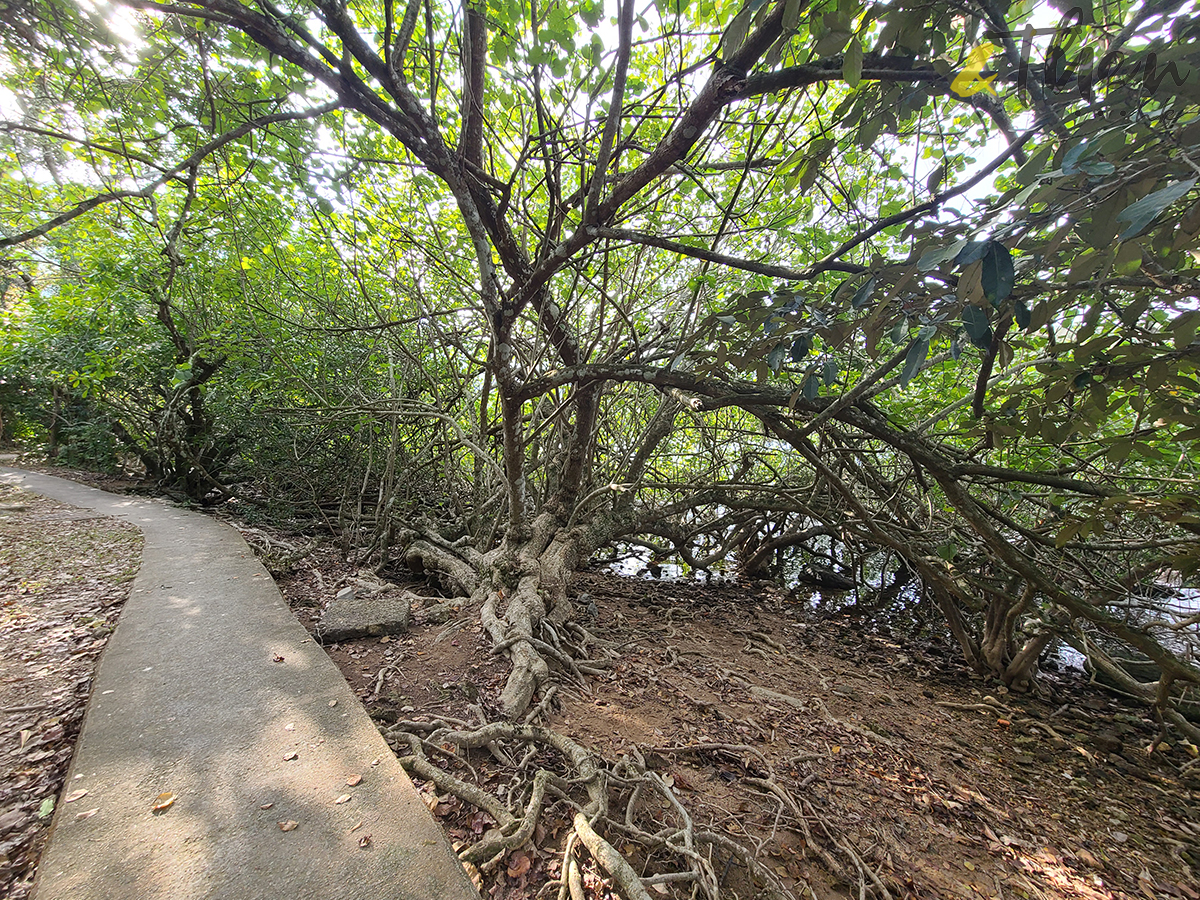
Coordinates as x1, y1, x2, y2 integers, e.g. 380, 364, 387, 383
318, 589, 412, 641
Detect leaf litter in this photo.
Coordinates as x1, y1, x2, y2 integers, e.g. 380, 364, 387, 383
0, 480, 140, 899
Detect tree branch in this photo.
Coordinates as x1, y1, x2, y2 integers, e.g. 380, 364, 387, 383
0, 101, 338, 248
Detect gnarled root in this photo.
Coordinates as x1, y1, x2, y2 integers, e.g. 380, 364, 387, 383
385, 718, 848, 900
572, 812, 654, 900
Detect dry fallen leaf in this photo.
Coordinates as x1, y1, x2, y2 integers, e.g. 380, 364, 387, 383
20, 729, 31, 749
64, 789, 88, 803
272, 654, 284, 663
259, 803, 274, 810
506, 851, 531, 878
348, 820, 364, 833
75, 808, 99, 820
358, 833, 372, 848
283, 752, 298, 761
278, 820, 298, 832
328, 699, 337, 707
334, 794, 352, 805
152, 792, 176, 812
284, 723, 295, 732
346, 774, 362, 786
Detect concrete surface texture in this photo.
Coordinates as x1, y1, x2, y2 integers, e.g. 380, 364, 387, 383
0, 467, 480, 900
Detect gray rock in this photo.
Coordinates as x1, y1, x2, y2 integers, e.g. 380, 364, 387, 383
318, 592, 410, 642
423, 602, 454, 625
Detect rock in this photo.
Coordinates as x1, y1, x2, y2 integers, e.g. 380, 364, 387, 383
423, 602, 454, 625
797, 565, 856, 591
0, 809, 26, 835
317, 592, 409, 642
1093, 731, 1124, 755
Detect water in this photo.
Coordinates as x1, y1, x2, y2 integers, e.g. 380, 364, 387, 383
593, 539, 1199, 679
598, 541, 737, 583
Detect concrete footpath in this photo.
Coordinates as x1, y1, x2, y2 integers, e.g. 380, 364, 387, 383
0, 467, 480, 900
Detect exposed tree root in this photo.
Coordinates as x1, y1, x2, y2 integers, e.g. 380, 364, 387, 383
572, 812, 654, 900
385, 713, 897, 900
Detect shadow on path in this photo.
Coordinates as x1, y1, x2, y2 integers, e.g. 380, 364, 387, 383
1, 467, 479, 900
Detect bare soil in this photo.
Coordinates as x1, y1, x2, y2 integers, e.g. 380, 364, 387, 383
269, 542, 1200, 900
0, 482, 141, 899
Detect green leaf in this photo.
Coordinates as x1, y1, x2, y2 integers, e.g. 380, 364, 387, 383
789, 334, 811, 361
1012, 144, 1053, 187
1117, 179, 1197, 240
38, 797, 55, 818
917, 244, 957, 273
843, 38, 863, 88
782, 0, 803, 30
935, 541, 957, 561
955, 241, 990, 266
1062, 139, 1097, 175
580, 0, 603, 28
1080, 160, 1115, 177
962, 306, 992, 349
981, 241, 1015, 305
721, 8, 752, 58
803, 373, 821, 399
815, 30, 852, 56
900, 326, 935, 387
1014, 298, 1031, 330
773, 145, 806, 176
823, 359, 838, 385
850, 276, 876, 309
1172, 310, 1200, 348
768, 341, 787, 373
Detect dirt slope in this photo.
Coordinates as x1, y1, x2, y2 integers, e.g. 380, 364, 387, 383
273, 550, 1199, 900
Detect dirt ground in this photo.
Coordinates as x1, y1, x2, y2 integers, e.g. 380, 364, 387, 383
0, 482, 141, 899
268, 541, 1200, 900
2, 464, 1198, 900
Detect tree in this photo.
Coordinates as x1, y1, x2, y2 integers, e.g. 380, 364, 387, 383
3, 0, 1200, 866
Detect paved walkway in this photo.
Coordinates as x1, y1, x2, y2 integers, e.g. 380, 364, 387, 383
0, 468, 479, 900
